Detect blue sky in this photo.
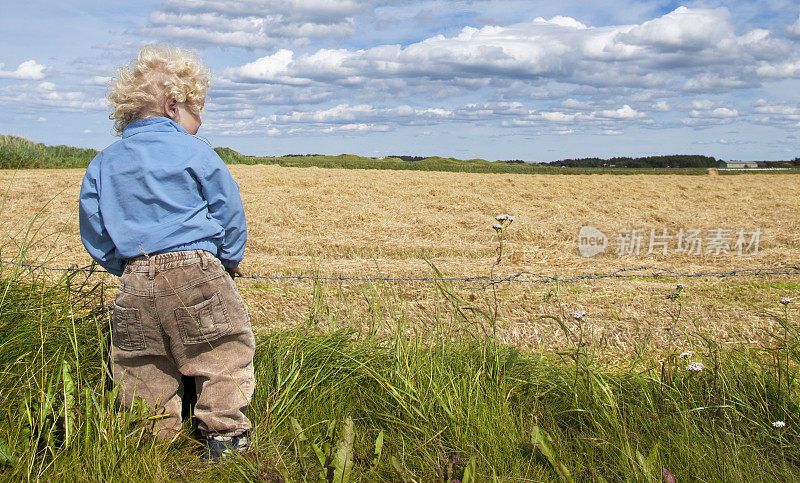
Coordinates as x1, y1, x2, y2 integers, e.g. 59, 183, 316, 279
1, 1, 799, 161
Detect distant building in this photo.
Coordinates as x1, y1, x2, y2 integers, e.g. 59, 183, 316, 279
718, 161, 758, 168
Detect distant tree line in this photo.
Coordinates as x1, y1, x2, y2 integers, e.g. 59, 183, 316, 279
545, 155, 718, 168
756, 158, 800, 168
387, 155, 427, 161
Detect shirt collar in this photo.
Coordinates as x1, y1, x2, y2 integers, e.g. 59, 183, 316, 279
122, 117, 188, 138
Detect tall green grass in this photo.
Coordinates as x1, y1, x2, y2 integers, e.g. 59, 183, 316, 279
0, 258, 798, 481
0, 136, 99, 169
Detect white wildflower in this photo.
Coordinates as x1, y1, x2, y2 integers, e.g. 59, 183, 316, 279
686, 362, 704, 372
491, 224, 503, 231
496, 214, 509, 221
570, 310, 587, 320
772, 421, 786, 428
780, 297, 791, 306
679, 352, 692, 359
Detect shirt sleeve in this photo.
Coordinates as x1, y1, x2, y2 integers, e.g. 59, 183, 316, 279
79, 161, 125, 276
200, 152, 247, 268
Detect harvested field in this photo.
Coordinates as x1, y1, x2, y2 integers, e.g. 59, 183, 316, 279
1, 166, 798, 352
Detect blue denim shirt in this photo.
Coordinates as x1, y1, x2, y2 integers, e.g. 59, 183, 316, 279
79, 117, 247, 276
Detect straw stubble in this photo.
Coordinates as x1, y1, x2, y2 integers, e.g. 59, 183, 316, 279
1, 166, 797, 351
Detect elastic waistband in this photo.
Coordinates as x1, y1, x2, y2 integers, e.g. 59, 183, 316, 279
125, 249, 213, 267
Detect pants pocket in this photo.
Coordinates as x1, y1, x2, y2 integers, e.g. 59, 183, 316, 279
174, 292, 233, 345
112, 304, 146, 351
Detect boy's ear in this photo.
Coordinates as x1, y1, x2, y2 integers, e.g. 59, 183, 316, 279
163, 98, 178, 119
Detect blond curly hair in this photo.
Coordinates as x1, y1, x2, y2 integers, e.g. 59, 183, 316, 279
108, 45, 211, 135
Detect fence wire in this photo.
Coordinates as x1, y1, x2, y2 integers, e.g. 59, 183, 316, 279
1, 257, 798, 287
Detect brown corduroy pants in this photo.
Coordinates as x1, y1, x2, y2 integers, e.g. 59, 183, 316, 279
111, 250, 255, 438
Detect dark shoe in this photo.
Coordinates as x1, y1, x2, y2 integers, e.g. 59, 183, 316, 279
204, 431, 249, 460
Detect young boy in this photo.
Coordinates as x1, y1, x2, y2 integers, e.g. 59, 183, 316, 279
79, 45, 254, 459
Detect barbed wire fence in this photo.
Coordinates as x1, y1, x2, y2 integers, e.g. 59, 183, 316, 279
2, 257, 798, 291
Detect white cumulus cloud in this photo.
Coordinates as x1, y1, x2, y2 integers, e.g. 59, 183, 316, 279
691, 99, 715, 110
788, 15, 800, 39
619, 6, 733, 51
651, 101, 670, 111
0, 60, 46, 80
751, 100, 800, 126
225, 7, 799, 98
755, 60, 800, 78
598, 105, 642, 119
0, 82, 105, 111
682, 103, 739, 126
156, 5, 800, 139
707, 107, 738, 118
143, 0, 371, 48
